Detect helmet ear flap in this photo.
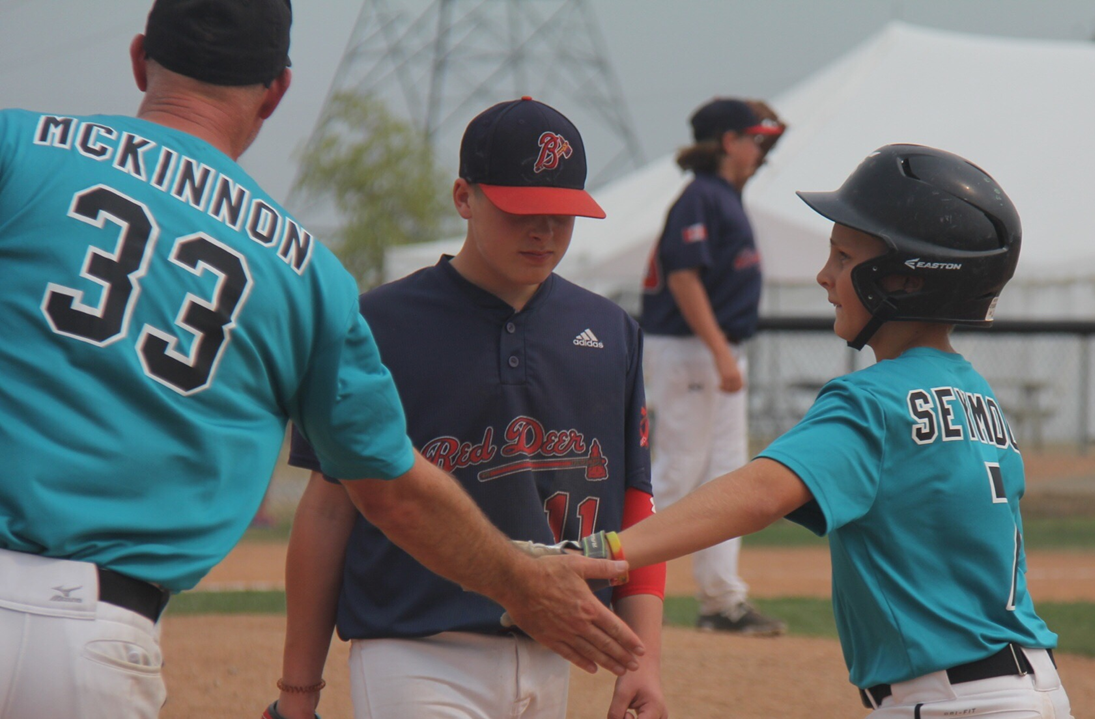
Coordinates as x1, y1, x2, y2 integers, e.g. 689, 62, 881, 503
847, 253, 898, 350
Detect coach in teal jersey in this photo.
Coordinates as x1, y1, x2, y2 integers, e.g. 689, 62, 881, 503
0, 3, 642, 718
610, 145, 1074, 718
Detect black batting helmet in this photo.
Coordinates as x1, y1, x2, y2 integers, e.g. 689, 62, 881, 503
797, 144, 1021, 349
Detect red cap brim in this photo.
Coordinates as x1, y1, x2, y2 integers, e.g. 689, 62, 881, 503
480, 185, 606, 219
745, 123, 785, 136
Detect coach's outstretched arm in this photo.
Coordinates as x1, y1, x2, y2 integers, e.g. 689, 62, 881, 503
341, 451, 645, 675
620, 458, 813, 569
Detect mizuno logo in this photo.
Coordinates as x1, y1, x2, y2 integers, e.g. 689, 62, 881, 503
573, 329, 604, 348
50, 585, 84, 603
904, 258, 962, 270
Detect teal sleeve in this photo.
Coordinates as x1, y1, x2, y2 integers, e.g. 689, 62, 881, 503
759, 378, 885, 535
292, 297, 415, 481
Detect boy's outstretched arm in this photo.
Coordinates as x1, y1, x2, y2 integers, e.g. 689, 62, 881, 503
620, 458, 814, 570
340, 451, 644, 675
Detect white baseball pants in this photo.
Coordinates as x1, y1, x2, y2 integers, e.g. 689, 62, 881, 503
866, 648, 1073, 718
347, 631, 570, 719
644, 334, 750, 615
0, 548, 165, 719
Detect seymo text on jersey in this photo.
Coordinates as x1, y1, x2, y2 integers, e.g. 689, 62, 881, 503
907, 385, 1019, 450
33, 115, 313, 275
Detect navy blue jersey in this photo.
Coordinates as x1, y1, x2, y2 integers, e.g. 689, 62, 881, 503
640, 173, 762, 341
291, 257, 651, 639
0, 110, 413, 591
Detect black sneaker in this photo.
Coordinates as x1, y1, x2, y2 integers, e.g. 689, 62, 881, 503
696, 603, 787, 636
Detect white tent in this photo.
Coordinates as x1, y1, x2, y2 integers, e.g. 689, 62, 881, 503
388, 22, 1095, 319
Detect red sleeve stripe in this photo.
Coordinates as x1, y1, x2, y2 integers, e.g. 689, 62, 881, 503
613, 488, 666, 601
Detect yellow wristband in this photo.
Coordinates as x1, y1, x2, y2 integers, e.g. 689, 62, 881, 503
603, 531, 628, 586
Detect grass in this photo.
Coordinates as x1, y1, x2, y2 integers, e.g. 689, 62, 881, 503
1038, 603, 1095, 657
1022, 516, 1095, 550
664, 595, 837, 638
243, 514, 1092, 550
165, 592, 1095, 658
242, 521, 293, 542
665, 596, 1095, 658
742, 519, 828, 547
167, 590, 285, 615
742, 517, 1095, 551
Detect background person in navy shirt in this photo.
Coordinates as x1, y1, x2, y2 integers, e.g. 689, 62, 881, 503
640, 97, 787, 635
274, 98, 667, 719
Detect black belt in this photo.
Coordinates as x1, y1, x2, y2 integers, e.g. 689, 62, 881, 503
859, 644, 1055, 709
98, 566, 170, 623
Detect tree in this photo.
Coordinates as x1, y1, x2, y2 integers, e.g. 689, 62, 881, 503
293, 92, 450, 288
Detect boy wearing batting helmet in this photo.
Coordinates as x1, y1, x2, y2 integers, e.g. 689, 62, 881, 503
271, 98, 667, 719
614, 144, 1073, 717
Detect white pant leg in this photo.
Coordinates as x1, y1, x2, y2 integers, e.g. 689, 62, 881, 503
644, 336, 750, 614
0, 549, 165, 719
691, 351, 749, 613
644, 336, 716, 507
348, 632, 569, 719
867, 649, 1073, 719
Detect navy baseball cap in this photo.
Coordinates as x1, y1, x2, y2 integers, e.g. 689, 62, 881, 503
144, 0, 292, 87
690, 98, 784, 143
459, 97, 605, 218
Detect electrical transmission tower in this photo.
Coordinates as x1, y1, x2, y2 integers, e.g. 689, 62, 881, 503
299, 0, 644, 193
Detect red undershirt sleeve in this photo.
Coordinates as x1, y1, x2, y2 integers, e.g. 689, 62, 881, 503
612, 487, 666, 601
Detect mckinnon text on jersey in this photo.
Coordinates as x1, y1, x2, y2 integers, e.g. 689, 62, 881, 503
32, 115, 313, 275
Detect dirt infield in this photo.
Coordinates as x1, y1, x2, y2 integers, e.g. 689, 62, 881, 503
166, 543, 1095, 718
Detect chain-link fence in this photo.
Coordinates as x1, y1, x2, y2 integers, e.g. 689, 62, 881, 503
746, 318, 1095, 453
261, 318, 1095, 525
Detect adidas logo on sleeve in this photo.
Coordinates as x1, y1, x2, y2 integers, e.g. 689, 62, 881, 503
573, 329, 604, 348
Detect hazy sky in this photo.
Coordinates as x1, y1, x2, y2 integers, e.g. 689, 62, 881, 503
3, 0, 1094, 204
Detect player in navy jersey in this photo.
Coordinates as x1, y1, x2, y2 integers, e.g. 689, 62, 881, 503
617, 145, 1073, 718
640, 97, 787, 634
273, 98, 667, 719
0, 4, 643, 718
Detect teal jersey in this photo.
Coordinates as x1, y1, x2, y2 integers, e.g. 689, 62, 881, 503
0, 110, 414, 591
759, 347, 1056, 688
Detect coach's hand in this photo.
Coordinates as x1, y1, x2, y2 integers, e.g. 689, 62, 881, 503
499, 553, 643, 676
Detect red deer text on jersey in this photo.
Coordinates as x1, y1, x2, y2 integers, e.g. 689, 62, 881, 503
534, 132, 573, 173
421, 417, 608, 481
500, 415, 587, 457
421, 427, 497, 473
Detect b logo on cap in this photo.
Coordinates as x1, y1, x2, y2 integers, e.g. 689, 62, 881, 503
534, 132, 573, 173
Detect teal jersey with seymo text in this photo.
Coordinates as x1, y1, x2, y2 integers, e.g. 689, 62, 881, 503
759, 347, 1056, 688
0, 110, 414, 591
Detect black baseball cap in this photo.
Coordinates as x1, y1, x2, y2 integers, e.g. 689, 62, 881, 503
690, 98, 784, 143
459, 97, 605, 218
144, 0, 292, 87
